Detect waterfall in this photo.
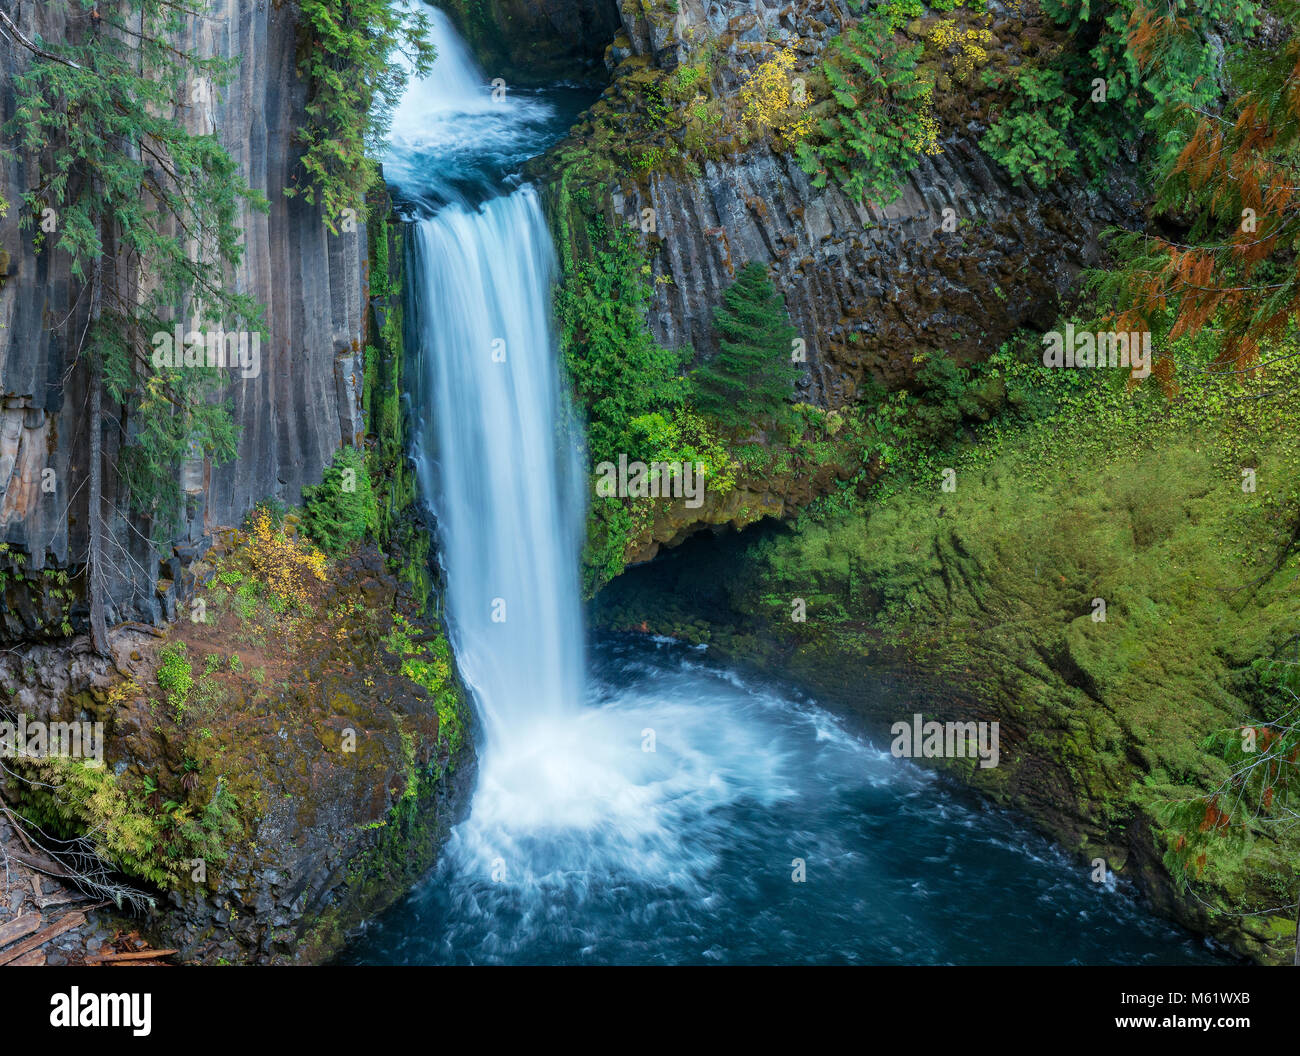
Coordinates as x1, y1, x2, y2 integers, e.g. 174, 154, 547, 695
390, 7, 493, 120
407, 189, 586, 750
396, 0, 586, 758
346, 7, 1223, 966
393, 9, 752, 909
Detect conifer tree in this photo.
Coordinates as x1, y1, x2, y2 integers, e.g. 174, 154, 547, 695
291, 0, 434, 231
692, 263, 801, 431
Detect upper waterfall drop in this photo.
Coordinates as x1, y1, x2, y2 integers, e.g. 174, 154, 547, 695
390, 6, 492, 122
384, 5, 559, 207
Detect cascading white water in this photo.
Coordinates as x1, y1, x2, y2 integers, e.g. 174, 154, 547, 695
396, 3, 587, 750
396, 10, 717, 896
384, 6, 556, 201
392, 6, 803, 915
408, 190, 586, 748
390, 6, 492, 119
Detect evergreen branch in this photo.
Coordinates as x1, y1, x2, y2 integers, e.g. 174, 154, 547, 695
0, 8, 85, 71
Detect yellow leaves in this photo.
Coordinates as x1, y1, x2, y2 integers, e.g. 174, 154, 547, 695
107, 677, 140, 710
738, 45, 815, 148
907, 82, 942, 156
926, 19, 992, 81
245, 508, 327, 612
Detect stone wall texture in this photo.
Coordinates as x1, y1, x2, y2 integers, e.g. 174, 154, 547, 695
0, 0, 368, 635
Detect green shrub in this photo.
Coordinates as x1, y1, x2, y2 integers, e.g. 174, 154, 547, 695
234, 581, 261, 620
157, 642, 194, 713
555, 211, 690, 465
627, 409, 737, 495
7, 755, 236, 890
301, 446, 378, 555
795, 6, 939, 206
979, 68, 1078, 187
979, 0, 1263, 188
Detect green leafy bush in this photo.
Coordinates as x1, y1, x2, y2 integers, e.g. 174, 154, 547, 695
980, 0, 1262, 187
979, 68, 1078, 187
157, 642, 194, 714
628, 409, 737, 496
795, 7, 939, 206
8, 755, 238, 890
554, 211, 690, 464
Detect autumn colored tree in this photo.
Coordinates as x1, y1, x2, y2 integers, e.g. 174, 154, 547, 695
1094, 0, 1299, 370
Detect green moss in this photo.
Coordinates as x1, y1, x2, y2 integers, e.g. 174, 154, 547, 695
382, 612, 465, 758
363, 207, 435, 602
296, 741, 459, 962
157, 642, 194, 716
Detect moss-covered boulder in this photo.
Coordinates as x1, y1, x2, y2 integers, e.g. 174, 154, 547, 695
0, 533, 474, 964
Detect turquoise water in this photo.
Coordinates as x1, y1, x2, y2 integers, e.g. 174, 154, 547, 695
346, 636, 1225, 965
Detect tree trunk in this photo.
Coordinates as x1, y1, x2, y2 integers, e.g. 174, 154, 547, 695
1293, 881, 1299, 966
87, 257, 108, 656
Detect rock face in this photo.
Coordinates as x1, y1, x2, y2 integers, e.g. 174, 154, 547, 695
0, 160, 474, 965
620, 143, 1137, 408
0, 2, 367, 636
543, 0, 1142, 409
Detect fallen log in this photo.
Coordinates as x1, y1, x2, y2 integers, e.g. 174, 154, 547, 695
9, 848, 75, 878
35, 893, 94, 911
8, 948, 44, 966
84, 949, 178, 964
0, 912, 84, 966
0, 913, 40, 949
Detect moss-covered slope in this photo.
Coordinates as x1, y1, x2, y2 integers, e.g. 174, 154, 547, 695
597, 344, 1300, 963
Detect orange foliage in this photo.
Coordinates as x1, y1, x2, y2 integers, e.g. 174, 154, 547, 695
1115, 4, 1300, 368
